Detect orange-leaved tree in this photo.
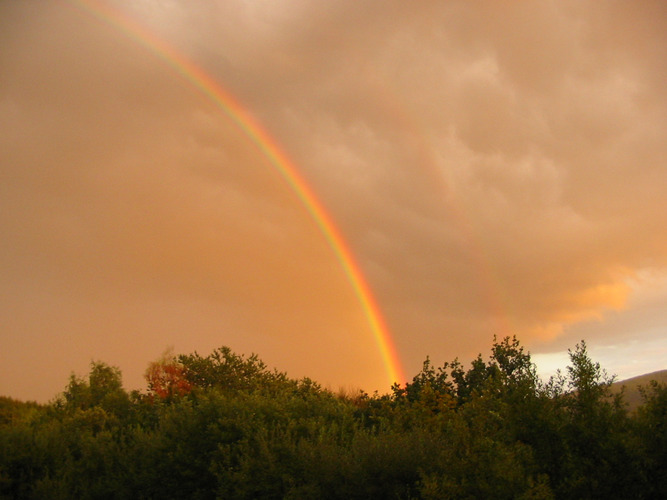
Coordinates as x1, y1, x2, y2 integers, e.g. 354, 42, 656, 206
145, 349, 192, 399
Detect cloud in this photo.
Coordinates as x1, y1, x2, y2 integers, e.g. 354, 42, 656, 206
1, 0, 665, 400
206, 0, 667, 357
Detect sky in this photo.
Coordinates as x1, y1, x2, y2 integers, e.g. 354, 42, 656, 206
1, 0, 666, 402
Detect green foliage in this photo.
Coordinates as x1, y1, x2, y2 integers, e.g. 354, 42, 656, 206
178, 346, 291, 394
0, 397, 43, 427
0, 339, 663, 499
636, 380, 667, 498
60, 362, 131, 420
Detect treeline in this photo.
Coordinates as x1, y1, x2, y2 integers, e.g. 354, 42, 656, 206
1, 338, 665, 499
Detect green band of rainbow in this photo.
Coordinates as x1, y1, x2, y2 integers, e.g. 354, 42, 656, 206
72, 0, 406, 387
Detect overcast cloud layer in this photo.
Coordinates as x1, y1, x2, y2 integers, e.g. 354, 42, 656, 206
1, 0, 666, 401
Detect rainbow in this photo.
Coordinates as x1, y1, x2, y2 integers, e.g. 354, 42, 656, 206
70, 0, 406, 386
361, 74, 515, 342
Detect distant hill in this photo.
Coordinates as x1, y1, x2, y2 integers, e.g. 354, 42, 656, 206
610, 369, 667, 412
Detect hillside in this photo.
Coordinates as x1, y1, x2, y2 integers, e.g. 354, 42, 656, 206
611, 369, 667, 412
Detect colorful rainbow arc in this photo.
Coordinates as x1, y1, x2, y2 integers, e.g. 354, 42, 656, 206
72, 0, 407, 387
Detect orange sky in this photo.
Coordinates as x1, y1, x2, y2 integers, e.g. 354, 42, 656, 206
1, 0, 666, 402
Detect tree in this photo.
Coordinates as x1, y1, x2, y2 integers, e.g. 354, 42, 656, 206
177, 346, 285, 393
61, 362, 130, 418
556, 341, 643, 499
145, 351, 192, 399
636, 380, 667, 498
489, 335, 536, 384
393, 356, 456, 415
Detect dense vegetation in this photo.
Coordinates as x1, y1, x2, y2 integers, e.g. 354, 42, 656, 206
1, 337, 665, 499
